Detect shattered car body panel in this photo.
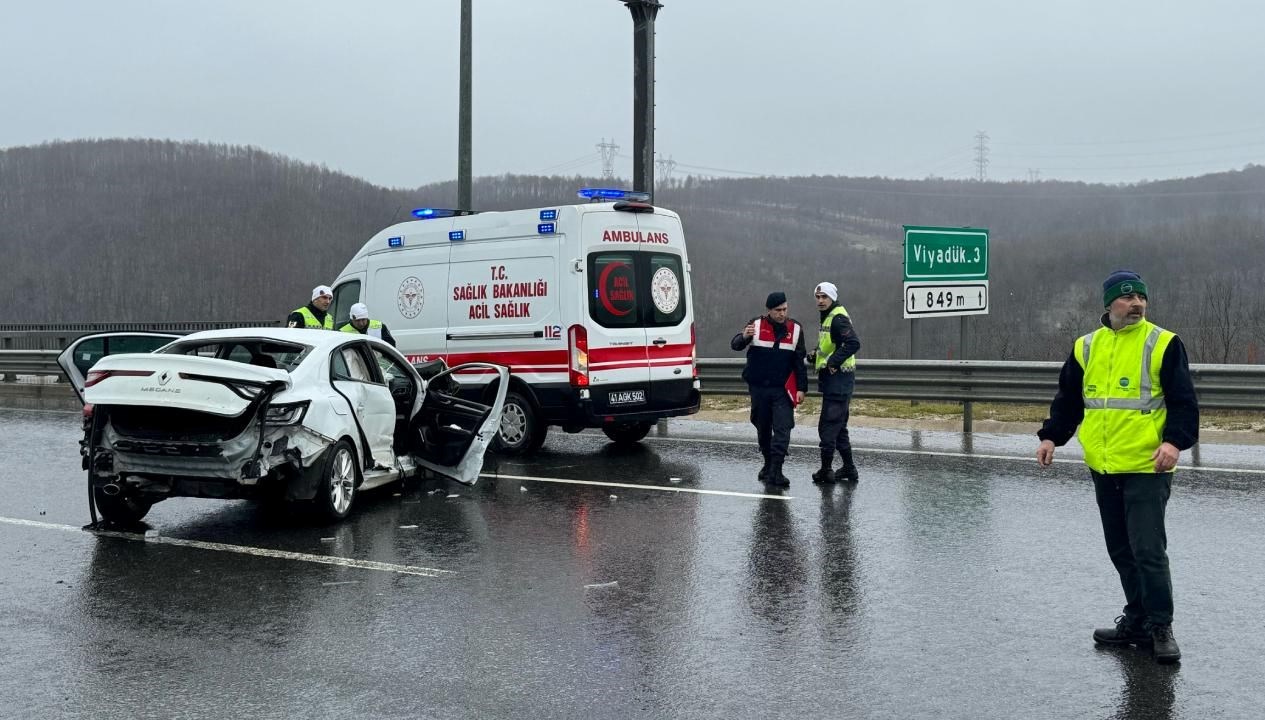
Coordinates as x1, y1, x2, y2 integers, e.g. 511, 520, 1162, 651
60, 328, 508, 522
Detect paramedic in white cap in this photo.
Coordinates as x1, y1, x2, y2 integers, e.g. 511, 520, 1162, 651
339, 303, 397, 347
809, 281, 862, 483
288, 285, 334, 330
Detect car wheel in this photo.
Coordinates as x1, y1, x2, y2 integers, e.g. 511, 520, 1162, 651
494, 391, 547, 455
602, 421, 653, 446
93, 487, 154, 524
316, 440, 358, 521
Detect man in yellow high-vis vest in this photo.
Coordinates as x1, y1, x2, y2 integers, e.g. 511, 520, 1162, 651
808, 281, 861, 484
287, 285, 334, 330
340, 302, 397, 347
1036, 270, 1198, 665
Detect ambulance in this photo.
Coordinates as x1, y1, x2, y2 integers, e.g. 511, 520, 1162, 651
328, 189, 700, 454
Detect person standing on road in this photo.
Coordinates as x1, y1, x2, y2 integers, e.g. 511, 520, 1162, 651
731, 291, 808, 487
339, 303, 397, 347
809, 282, 861, 484
1036, 269, 1198, 664
288, 285, 335, 330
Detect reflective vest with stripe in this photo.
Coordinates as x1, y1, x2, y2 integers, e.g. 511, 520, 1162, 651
341, 319, 383, 339
815, 305, 856, 371
1074, 319, 1175, 474
294, 306, 333, 330
750, 317, 801, 350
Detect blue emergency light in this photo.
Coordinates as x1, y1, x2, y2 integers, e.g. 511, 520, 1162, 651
539, 209, 558, 221
537, 223, 556, 235
449, 230, 465, 241
577, 188, 651, 202
412, 208, 456, 219
387, 236, 404, 248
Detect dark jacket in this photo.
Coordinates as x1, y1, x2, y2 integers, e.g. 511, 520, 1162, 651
1038, 316, 1199, 450
287, 302, 329, 329
731, 315, 809, 393
815, 303, 861, 397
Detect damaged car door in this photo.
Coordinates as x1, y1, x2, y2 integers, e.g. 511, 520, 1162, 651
410, 363, 508, 485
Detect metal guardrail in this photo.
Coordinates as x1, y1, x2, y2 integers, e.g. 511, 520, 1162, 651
0, 322, 281, 351
5, 351, 1263, 413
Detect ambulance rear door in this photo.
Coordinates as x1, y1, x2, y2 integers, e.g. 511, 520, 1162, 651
582, 212, 651, 412
635, 211, 694, 408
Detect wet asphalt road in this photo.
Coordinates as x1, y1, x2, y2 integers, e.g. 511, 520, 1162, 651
2, 408, 1264, 719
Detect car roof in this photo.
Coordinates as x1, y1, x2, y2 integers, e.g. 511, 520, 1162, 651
176, 327, 365, 349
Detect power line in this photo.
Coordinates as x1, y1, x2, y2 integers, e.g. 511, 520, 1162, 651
992, 123, 1265, 148
992, 139, 1265, 160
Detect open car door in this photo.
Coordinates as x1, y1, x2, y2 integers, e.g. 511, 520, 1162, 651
55, 332, 182, 404
410, 363, 508, 485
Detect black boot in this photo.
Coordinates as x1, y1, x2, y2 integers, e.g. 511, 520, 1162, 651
1092, 615, 1149, 646
767, 458, 790, 487
1149, 623, 1181, 664
757, 452, 771, 482
834, 448, 859, 482
812, 450, 835, 484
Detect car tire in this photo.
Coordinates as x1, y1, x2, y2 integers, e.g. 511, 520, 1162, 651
93, 487, 154, 525
494, 391, 547, 455
602, 421, 653, 446
315, 440, 359, 521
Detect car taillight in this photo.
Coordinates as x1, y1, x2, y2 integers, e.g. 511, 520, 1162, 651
568, 324, 589, 387
84, 370, 153, 388
690, 323, 698, 378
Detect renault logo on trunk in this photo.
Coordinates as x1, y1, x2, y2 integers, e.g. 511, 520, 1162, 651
159, 371, 171, 386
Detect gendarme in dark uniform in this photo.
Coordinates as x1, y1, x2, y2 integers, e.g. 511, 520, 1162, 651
731, 291, 808, 487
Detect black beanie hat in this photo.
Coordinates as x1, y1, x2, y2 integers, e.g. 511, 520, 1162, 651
1102, 270, 1148, 307
765, 291, 787, 309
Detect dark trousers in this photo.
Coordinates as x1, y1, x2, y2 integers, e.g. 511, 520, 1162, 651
749, 385, 794, 461
818, 396, 854, 458
1092, 471, 1174, 626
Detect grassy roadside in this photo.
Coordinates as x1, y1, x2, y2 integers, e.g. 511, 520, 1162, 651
700, 396, 1265, 432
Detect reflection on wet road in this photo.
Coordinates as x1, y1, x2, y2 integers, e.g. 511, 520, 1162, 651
2, 408, 1263, 719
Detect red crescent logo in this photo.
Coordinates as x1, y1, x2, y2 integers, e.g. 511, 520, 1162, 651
598, 261, 633, 317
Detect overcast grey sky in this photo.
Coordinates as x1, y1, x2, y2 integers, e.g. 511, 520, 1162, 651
4, 0, 1264, 188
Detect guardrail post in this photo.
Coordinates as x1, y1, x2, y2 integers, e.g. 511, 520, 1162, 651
1, 336, 10, 381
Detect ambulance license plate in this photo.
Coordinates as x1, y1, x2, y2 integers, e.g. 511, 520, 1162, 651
608, 390, 646, 406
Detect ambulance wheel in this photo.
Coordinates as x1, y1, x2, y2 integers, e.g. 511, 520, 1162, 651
495, 391, 547, 455
602, 421, 653, 446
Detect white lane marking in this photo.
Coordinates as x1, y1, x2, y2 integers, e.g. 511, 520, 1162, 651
0, 516, 452, 577
481, 472, 793, 500
641, 435, 1265, 476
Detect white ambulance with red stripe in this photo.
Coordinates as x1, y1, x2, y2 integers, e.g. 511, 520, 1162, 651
329, 189, 700, 453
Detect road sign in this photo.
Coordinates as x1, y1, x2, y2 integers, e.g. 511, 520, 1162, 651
903, 226, 988, 281
904, 281, 989, 319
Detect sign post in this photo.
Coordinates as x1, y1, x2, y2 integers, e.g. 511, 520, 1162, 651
903, 226, 991, 432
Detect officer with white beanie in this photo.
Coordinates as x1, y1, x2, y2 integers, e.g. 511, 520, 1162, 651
339, 302, 396, 347
809, 281, 862, 483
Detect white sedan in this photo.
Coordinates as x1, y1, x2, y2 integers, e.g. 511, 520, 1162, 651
57, 328, 507, 523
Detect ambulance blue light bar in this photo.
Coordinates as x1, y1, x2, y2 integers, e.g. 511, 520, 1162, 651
387, 236, 404, 248
537, 223, 556, 234
411, 208, 453, 219
577, 188, 651, 202
449, 231, 465, 241
539, 209, 558, 221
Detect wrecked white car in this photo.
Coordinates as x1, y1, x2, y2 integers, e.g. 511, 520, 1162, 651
57, 329, 508, 523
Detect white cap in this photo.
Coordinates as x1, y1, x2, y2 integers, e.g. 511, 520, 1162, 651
312, 285, 333, 301
814, 281, 838, 301
349, 303, 370, 320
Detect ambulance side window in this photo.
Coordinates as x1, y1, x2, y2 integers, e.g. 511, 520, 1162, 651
588, 252, 640, 328
331, 281, 361, 329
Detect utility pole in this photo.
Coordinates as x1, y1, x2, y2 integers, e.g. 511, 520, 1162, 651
596, 138, 620, 181
457, 0, 472, 209
973, 130, 989, 182
621, 0, 661, 198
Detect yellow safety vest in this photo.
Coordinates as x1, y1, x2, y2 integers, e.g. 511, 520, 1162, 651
341, 319, 383, 339
295, 306, 334, 330
1074, 319, 1176, 474
815, 305, 856, 371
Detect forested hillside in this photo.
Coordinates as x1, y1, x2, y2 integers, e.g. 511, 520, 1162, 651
3, 139, 1263, 362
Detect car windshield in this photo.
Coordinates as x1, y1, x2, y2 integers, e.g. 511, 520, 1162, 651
161, 338, 312, 372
